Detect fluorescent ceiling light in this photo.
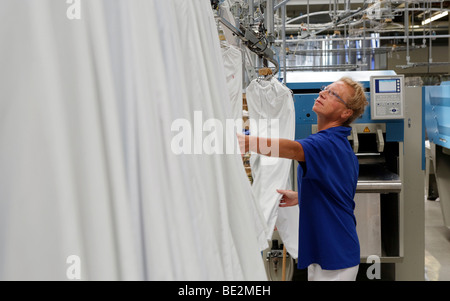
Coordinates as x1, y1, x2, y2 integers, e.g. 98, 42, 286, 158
422, 11, 448, 25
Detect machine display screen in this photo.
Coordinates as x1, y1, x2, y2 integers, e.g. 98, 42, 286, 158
370, 75, 404, 120
375, 79, 399, 93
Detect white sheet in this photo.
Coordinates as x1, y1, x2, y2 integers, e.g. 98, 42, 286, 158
218, 0, 240, 46
246, 77, 299, 258
0, 0, 267, 281
221, 43, 243, 122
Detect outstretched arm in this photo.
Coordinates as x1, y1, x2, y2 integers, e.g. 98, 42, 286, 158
237, 133, 305, 162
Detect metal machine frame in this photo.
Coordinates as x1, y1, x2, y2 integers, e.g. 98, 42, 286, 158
424, 82, 450, 230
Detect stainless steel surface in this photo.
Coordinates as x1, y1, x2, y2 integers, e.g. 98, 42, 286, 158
357, 164, 402, 193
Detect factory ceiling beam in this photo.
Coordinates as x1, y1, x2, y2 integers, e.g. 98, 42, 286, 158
285, 0, 365, 4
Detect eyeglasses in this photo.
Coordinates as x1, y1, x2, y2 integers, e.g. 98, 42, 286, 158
320, 86, 348, 107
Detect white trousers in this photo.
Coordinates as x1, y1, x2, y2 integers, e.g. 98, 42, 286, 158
308, 264, 359, 281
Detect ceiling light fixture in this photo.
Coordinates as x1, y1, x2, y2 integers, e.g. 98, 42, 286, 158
421, 11, 448, 26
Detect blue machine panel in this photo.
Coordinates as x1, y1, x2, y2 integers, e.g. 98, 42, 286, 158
288, 80, 404, 141
424, 82, 450, 149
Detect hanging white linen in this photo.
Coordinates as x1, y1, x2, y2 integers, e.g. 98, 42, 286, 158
0, 0, 267, 281
221, 43, 243, 122
170, 0, 269, 273
246, 77, 299, 258
218, 0, 240, 46
219, 0, 258, 83
0, 0, 141, 280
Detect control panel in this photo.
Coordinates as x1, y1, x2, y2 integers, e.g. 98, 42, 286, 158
370, 75, 405, 120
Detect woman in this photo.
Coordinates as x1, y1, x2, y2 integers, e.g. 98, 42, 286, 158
238, 77, 368, 281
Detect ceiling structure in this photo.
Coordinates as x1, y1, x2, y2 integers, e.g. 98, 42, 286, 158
215, 1, 450, 73
281, 1, 450, 45
271, 0, 450, 71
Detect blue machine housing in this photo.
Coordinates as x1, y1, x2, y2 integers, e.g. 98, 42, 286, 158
424, 82, 450, 149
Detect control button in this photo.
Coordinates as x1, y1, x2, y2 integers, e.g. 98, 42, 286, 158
390, 108, 399, 114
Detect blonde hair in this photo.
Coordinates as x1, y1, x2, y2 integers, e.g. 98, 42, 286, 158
339, 77, 368, 126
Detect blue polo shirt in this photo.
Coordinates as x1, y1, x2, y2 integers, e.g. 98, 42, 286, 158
296, 126, 360, 270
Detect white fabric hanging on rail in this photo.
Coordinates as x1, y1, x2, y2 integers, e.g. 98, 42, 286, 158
218, 0, 240, 47
221, 42, 243, 122
246, 77, 299, 259
0, 0, 267, 281
0, 0, 141, 281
